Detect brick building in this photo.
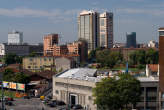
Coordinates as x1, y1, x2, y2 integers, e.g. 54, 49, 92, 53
43, 34, 59, 56
44, 34, 88, 62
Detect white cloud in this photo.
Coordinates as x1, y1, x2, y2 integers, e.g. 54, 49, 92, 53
117, 8, 164, 17
0, 8, 82, 23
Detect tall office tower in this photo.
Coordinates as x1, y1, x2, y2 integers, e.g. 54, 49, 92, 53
126, 32, 136, 48
44, 34, 59, 56
99, 12, 113, 48
78, 10, 99, 52
8, 30, 23, 45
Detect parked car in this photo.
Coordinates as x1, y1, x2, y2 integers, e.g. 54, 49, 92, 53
23, 96, 30, 99
72, 104, 83, 109
57, 101, 66, 106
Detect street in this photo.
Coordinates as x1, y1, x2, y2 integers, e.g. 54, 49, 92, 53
1, 98, 61, 110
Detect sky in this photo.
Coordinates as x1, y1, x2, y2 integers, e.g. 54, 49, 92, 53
0, 0, 163, 44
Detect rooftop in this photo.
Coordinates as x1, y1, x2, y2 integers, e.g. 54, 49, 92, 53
137, 76, 159, 82
56, 68, 102, 82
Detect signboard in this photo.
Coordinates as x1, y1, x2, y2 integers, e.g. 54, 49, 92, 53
3, 81, 10, 88
10, 82, 16, 89
17, 83, 25, 91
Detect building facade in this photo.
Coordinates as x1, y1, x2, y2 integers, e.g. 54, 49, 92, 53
78, 10, 99, 51
8, 30, 23, 45
43, 34, 59, 56
158, 28, 164, 109
23, 56, 79, 72
53, 68, 98, 110
126, 32, 137, 48
0, 43, 43, 56
99, 12, 113, 48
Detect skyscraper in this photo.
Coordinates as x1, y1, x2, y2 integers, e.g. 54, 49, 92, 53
8, 30, 23, 45
78, 10, 99, 52
126, 32, 136, 48
99, 12, 113, 48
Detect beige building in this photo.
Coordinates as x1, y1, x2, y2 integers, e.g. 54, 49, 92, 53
23, 57, 55, 72
99, 12, 113, 48
53, 68, 100, 110
23, 56, 79, 72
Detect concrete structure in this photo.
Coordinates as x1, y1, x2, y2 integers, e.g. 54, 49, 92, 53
53, 68, 100, 110
0, 43, 43, 56
23, 56, 79, 72
126, 32, 137, 48
43, 34, 59, 56
136, 77, 159, 110
148, 40, 158, 48
55, 57, 77, 72
8, 30, 23, 45
78, 10, 99, 51
53, 68, 162, 110
99, 12, 113, 48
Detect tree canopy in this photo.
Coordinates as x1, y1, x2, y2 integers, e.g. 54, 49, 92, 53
93, 74, 141, 110
2, 68, 30, 84
4, 53, 23, 64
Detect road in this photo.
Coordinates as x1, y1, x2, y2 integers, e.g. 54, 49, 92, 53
1, 98, 61, 110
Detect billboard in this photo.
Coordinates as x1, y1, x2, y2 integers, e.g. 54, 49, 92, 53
3, 81, 10, 88
17, 83, 25, 91
9, 82, 17, 89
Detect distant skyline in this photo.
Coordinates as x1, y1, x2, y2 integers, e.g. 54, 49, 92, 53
0, 0, 163, 44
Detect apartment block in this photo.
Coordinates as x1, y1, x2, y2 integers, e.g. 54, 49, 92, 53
44, 34, 59, 56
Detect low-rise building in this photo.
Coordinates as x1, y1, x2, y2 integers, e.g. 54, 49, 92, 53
23, 56, 79, 72
53, 68, 100, 110
53, 68, 161, 110
0, 43, 43, 56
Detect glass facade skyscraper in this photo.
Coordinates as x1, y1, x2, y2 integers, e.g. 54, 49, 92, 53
126, 32, 136, 48
78, 10, 99, 51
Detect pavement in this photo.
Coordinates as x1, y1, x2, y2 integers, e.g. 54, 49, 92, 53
0, 98, 63, 110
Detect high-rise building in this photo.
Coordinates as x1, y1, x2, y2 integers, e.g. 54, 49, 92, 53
43, 34, 59, 56
99, 12, 113, 48
78, 10, 99, 51
8, 30, 23, 45
126, 32, 136, 48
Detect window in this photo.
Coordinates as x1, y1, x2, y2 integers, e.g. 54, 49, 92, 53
44, 58, 47, 61
100, 19, 105, 26
28, 66, 31, 69
101, 29, 105, 32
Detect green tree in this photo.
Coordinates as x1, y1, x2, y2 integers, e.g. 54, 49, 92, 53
4, 53, 17, 65
93, 74, 141, 110
146, 48, 158, 64
29, 52, 37, 57
2, 68, 15, 81
13, 72, 30, 84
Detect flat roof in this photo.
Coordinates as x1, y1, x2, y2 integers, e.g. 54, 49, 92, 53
56, 68, 102, 82
137, 76, 159, 82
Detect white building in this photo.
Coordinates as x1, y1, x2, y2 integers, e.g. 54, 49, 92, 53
99, 12, 113, 48
148, 40, 158, 48
8, 30, 23, 45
